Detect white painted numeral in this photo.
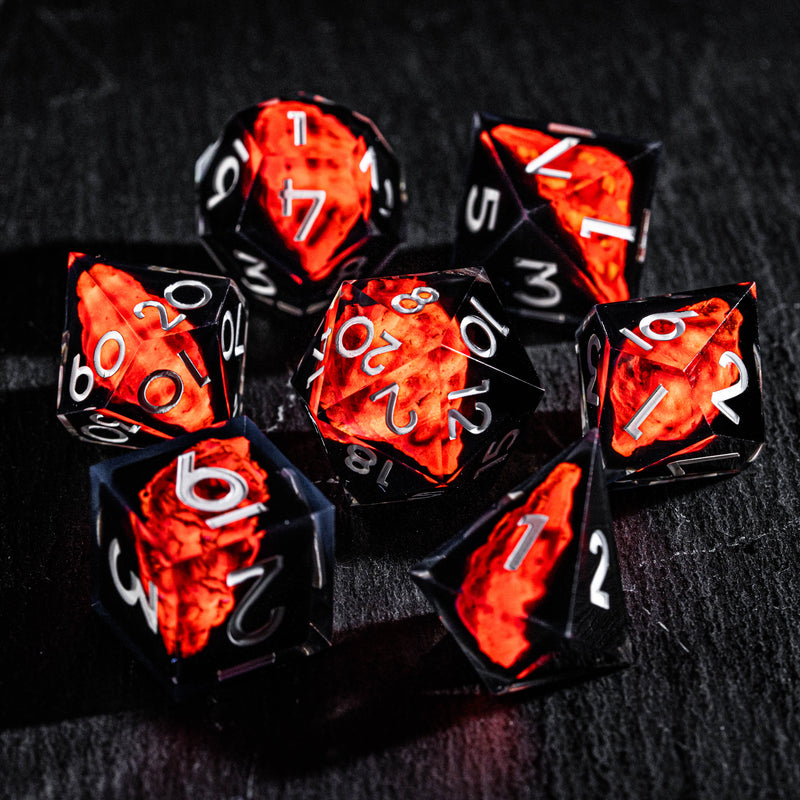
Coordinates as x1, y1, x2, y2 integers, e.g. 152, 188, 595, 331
134, 300, 186, 332
279, 178, 326, 242
305, 326, 332, 388
474, 428, 520, 477
226, 555, 285, 646
221, 303, 246, 361
80, 413, 141, 444
620, 310, 699, 351
580, 216, 637, 242
623, 384, 669, 440
287, 110, 307, 146
234, 250, 277, 298
585, 333, 601, 407
459, 296, 509, 359
369, 382, 418, 435
390, 286, 440, 315
109, 538, 159, 633
465, 185, 501, 232
512, 257, 561, 308
206, 138, 249, 210
504, 513, 548, 571
525, 136, 579, 178
588, 529, 610, 610
344, 444, 393, 489
711, 351, 748, 425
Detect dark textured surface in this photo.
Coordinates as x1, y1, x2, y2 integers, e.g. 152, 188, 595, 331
1, 1, 799, 797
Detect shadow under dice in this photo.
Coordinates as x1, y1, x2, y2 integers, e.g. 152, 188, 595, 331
57, 253, 247, 448
90, 417, 335, 698
196, 92, 404, 317
577, 282, 764, 485
411, 431, 629, 694
453, 114, 661, 327
292, 268, 545, 504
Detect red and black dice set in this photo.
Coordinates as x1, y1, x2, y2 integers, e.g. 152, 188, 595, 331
58, 97, 765, 698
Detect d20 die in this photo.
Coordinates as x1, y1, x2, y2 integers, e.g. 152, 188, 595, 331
411, 431, 629, 694
90, 417, 335, 698
292, 267, 544, 504
57, 252, 247, 448
196, 92, 405, 317
576, 281, 764, 485
452, 113, 662, 326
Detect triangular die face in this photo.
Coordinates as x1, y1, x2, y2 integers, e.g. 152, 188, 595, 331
488, 216, 603, 321
454, 127, 524, 264
441, 271, 541, 388
599, 351, 714, 472
568, 437, 628, 651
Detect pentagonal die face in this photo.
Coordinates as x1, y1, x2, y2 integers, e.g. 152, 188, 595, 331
196, 93, 405, 316
57, 253, 247, 448
292, 268, 545, 504
576, 282, 764, 485
411, 431, 629, 694
90, 417, 335, 699
452, 113, 662, 326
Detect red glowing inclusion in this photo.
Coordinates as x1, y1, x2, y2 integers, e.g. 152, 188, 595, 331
489, 125, 634, 303
308, 277, 472, 482
129, 436, 270, 658
456, 462, 582, 670
609, 297, 745, 458
244, 100, 373, 283
76, 262, 216, 432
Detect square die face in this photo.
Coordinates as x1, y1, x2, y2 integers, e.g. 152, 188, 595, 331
454, 114, 661, 326
90, 418, 334, 696
57, 254, 247, 447
577, 282, 764, 483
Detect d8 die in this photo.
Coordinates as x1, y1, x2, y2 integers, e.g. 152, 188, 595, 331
57, 253, 247, 448
411, 431, 629, 694
452, 114, 661, 326
576, 282, 764, 485
292, 267, 544, 504
90, 417, 335, 698
196, 92, 405, 317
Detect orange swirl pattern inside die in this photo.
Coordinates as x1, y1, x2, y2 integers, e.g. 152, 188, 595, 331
244, 100, 373, 282
455, 462, 582, 670
76, 262, 215, 432
609, 297, 744, 458
128, 436, 270, 657
489, 125, 633, 303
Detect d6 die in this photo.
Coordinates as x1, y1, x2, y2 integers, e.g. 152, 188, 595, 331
576, 282, 764, 485
411, 431, 629, 694
196, 93, 405, 317
292, 267, 544, 504
453, 114, 661, 326
90, 417, 335, 698
57, 253, 247, 448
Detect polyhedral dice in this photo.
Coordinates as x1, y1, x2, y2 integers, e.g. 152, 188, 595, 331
576, 282, 764, 485
410, 431, 629, 694
90, 417, 335, 698
292, 267, 545, 504
57, 252, 247, 448
452, 113, 662, 326
196, 92, 405, 317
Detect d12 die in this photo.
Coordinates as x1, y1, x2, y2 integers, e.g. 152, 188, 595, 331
196, 92, 405, 317
292, 267, 544, 504
90, 416, 335, 699
411, 431, 629, 694
57, 253, 247, 448
576, 281, 764, 485
452, 114, 662, 326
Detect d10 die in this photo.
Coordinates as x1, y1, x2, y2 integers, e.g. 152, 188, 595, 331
411, 431, 629, 694
90, 417, 335, 698
292, 267, 544, 504
452, 114, 662, 326
57, 253, 247, 448
196, 92, 405, 317
576, 282, 764, 485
